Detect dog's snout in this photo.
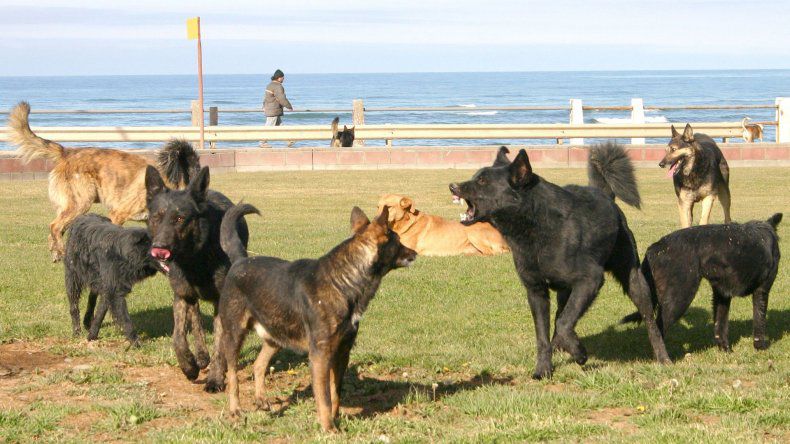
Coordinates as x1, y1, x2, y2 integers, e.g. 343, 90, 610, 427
658, 161, 666, 168
150, 246, 171, 260
449, 183, 460, 194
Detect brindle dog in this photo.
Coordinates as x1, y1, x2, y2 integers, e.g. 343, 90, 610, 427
659, 123, 732, 228
210, 204, 415, 432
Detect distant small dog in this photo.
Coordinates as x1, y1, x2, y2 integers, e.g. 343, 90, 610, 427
7, 101, 200, 262
660, 124, 732, 228
377, 193, 509, 256
209, 204, 415, 432
622, 214, 782, 354
145, 165, 248, 381
742, 117, 764, 143
65, 214, 161, 346
330, 116, 355, 147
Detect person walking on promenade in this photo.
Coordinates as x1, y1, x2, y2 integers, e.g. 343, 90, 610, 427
261, 69, 294, 147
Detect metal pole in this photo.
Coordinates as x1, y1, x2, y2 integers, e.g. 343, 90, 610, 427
196, 17, 205, 149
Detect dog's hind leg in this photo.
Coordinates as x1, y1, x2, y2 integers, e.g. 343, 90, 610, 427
188, 301, 211, 369
173, 297, 200, 380
253, 339, 280, 411
552, 289, 570, 343
712, 290, 732, 352
551, 272, 603, 367
525, 284, 553, 379
699, 195, 716, 225
718, 185, 732, 224
83, 291, 98, 331
223, 325, 247, 417
87, 294, 111, 341
109, 294, 139, 347
752, 277, 775, 350
66, 280, 83, 337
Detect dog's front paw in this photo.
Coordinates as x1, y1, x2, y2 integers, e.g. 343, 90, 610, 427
196, 353, 211, 370
531, 363, 553, 380
204, 379, 226, 393
253, 397, 271, 411
753, 337, 770, 350
181, 364, 200, 381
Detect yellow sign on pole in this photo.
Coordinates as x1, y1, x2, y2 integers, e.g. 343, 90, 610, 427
186, 17, 200, 40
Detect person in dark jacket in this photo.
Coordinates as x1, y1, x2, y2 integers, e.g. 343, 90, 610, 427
261, 69, 294, 147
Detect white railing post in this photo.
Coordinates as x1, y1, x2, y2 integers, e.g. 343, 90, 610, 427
775, 97, 790, 143
352, 99, 365, 147
631, 98, 645, 145
569, 99, 583, 145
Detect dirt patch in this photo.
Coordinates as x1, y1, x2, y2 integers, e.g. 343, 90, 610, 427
586, 407, 639, 433
0, 341, 63, 376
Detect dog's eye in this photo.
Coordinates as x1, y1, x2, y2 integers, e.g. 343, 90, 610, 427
477, 177, 487, 185
175, 216, 185, 224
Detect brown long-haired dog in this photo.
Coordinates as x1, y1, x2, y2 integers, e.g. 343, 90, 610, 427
377, 193, 509, 256
8, 102, 200, 261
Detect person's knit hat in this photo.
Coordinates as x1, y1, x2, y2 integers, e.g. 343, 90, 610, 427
271, 69, 285, 80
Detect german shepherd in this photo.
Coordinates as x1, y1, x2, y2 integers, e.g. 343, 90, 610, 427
145, 165, 248, 381
660, 123, 732, 228
742, 117, 764, 143
377, 193, 509, 256
7, 102, 200, 262
450, 143, 670, 379
208, 204, 415, 432
65, 214, 161, 346
330, 116, 355, 147
621, 214, 782, 354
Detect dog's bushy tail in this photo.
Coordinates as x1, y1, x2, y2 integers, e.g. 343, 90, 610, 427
330, 117, 339, 146
157, 139, 201, 189
767, 213, 783, 230
221, 203, 260, 264
588, 142, 641, 209
620, 257, 659, 324
8, 101, 65, 164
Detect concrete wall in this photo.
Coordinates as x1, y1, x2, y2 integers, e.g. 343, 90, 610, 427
1, 144, 788, 180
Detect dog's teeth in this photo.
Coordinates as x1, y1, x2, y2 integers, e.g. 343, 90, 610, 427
460, 213, 468, 222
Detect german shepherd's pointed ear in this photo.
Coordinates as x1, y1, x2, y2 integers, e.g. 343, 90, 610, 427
767, 213, 783, 229
375, 206, 389, 229
670, 125, 680, 139
399, 197, 413, 211
350, 206, 371, 234
145, 166, 167, 203
493, 146, 510, 167
682, 123, 695, 142
188, 166, 210, 201
509, 149, 533, 187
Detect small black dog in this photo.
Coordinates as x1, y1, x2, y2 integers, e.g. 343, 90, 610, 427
65, 214, 160, 346
145, 165, 248, 380
208, 204, 415, 432
330, 116, 355, 147
450, 143, 670, 379
622, 214, 782, 353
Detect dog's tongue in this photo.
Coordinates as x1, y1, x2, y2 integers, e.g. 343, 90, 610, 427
151, 247, 171, 260
452, 195, 461, 204
666, 162, 679, 178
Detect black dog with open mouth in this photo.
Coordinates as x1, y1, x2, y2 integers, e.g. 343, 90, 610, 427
145, 165, 249, 381
450, 144, 670, 379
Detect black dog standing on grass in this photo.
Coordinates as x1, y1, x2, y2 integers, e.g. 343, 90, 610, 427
65, 214, 161, 346
206, 204, 416, 432
622, 214, 782, 353
144, 165, 248, 381
450, 143, 671, 379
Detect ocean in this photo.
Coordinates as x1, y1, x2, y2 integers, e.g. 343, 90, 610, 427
1, 70, 789, 149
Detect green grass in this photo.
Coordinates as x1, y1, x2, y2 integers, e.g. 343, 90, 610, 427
0, 167, 788, 443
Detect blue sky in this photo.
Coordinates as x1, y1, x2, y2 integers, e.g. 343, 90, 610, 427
1, 0, 788, 75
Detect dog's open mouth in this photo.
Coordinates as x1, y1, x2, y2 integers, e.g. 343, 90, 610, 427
666, 161, 680, 178
150, 247, 172, 274
460, 200, 477, 223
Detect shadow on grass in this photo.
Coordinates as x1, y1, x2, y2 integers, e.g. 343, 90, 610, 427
264, 366, 514, 419
130, 305, 213, 339
584, 307, 790, 362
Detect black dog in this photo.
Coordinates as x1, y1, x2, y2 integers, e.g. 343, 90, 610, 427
622, 214, 782, 353
65, 214, 160, 346
330, 116, 355, 147
450, 143, 670, 379
208, 204, 415, 432
145, 165, 248, 381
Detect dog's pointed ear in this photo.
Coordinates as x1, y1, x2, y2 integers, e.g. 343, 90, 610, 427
188, 166, 210, 201
682, 123, 694, 142
399, 197, 413, 211
493, 146, 510, 167
670, 125, 680, 139
375, 206, 389, 229
350, 206, 370, 234
145, 166, 166, 203
343, 125, 348, 131
508, 149, 533, 187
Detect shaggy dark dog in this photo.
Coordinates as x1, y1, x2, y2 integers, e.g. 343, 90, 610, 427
65, 214, 160, 346
622, 214, 782, 353
207, 204, 415, 432
145, 165, 248, 381
449, 144, 670, 379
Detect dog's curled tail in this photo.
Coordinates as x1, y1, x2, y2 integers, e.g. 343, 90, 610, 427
8, 101, 65, 164
330, 117, 340, 146
588, 141, 641, 209
157, 139, 201, 189
767, 213, 783, 230
221, 203, 260, 264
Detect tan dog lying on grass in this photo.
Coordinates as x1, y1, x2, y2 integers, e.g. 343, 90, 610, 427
377, 194, 509, 256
